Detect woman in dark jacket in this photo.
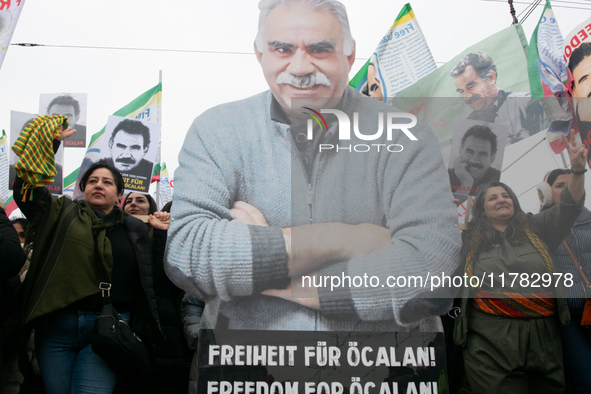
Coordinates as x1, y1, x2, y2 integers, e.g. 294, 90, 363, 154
13, 120, 168, 394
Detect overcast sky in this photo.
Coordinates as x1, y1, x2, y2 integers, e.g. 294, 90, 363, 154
1, 0, 589, 212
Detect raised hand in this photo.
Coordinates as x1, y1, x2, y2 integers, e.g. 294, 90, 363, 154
55, 126, 77, 141
263, 273, 320, 310
453, 156, 474, 190
562, 130, 588, 172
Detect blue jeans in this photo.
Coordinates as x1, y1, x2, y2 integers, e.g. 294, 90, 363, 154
35, 310, 130, 394
560, 312, 591, 394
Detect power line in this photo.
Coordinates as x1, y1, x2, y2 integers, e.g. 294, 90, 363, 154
501, 137, 546, 173
516, 137, 568, 199
10, 43, 379, 62
11, 43, 258, 56
481, 0, 591, 10
550, 0, 591, 6
516, 0, 537, 20
521, 0, 543, 23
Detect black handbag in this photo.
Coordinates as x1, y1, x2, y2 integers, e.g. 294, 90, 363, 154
91, 281, 151, 376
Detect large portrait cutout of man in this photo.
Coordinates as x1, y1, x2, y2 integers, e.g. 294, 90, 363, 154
99, 115, 160, 193
165, 0, 461, 335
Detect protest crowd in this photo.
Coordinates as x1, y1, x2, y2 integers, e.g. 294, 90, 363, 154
1, 0, 591, 393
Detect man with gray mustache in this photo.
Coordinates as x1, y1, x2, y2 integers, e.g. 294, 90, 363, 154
451, 51, 545, 145
449, 124, 501, 196
165, 0, 460, 348
276, 71, 331, 89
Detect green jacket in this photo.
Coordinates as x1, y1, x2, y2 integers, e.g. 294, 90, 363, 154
14, 177, 161, 341
454, 186, 583, 346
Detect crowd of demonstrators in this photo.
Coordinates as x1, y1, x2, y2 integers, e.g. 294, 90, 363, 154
1, 1, 589, 393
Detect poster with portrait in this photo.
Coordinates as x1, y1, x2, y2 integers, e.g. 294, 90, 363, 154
393, 25, 541, 150
39, 93, 88, 148
563, 17, 591, 166
99, 115, 160, 193
8, 111, 64, 195
448, 118, 508, 202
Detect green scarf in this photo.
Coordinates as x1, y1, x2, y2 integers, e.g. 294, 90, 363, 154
90, 205, 126, 282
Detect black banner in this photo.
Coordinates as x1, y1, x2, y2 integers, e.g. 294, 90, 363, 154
197, 330, 447, 394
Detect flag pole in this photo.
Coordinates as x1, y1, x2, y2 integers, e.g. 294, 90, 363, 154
156, 70, 163, 209
508, 0, 519, 25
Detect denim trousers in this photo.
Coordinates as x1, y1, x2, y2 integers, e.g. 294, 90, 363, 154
35, 309, 130, 394
560, 311, 591, 394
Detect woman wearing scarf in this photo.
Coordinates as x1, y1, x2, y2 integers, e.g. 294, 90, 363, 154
12, 117, 168, 394
453, 133, 587, 394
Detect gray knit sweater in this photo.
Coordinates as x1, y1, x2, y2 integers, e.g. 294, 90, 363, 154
165, 88, 461, 331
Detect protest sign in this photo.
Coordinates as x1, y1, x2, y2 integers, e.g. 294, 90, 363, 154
66, 83, 162, 198
197, 330, 446, 394
39, 93, 88, 148
99, 115, 160, 193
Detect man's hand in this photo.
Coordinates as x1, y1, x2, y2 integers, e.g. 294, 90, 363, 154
263, 273, 320, 310
452, 156, 474, 190
563, 130, 587, 172
287, 222, 391, 277
350, 223, 391, 258
231, 201, 268, 226
230, 201, 391, 310
55, 126, 77, 141
148, 211, 171, 230
562, 130, 587, 204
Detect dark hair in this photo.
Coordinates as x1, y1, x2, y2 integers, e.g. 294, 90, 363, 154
461, 182, 541, 260
570, 42, 591, 78
11, 217, 31, 250
79, 161, 124, 196
108, 119, 150, 150
450, 51, 497, 81
123, 192, 157, 215
10, 217, 29, 231
161, 201, 172, 213
460, 124, 498, 157
546, 168, 571, 187
46, 95, 81, 117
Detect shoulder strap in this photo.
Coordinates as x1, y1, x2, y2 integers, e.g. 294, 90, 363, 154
94, 237, 112, 300
563, 240, 590, 288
